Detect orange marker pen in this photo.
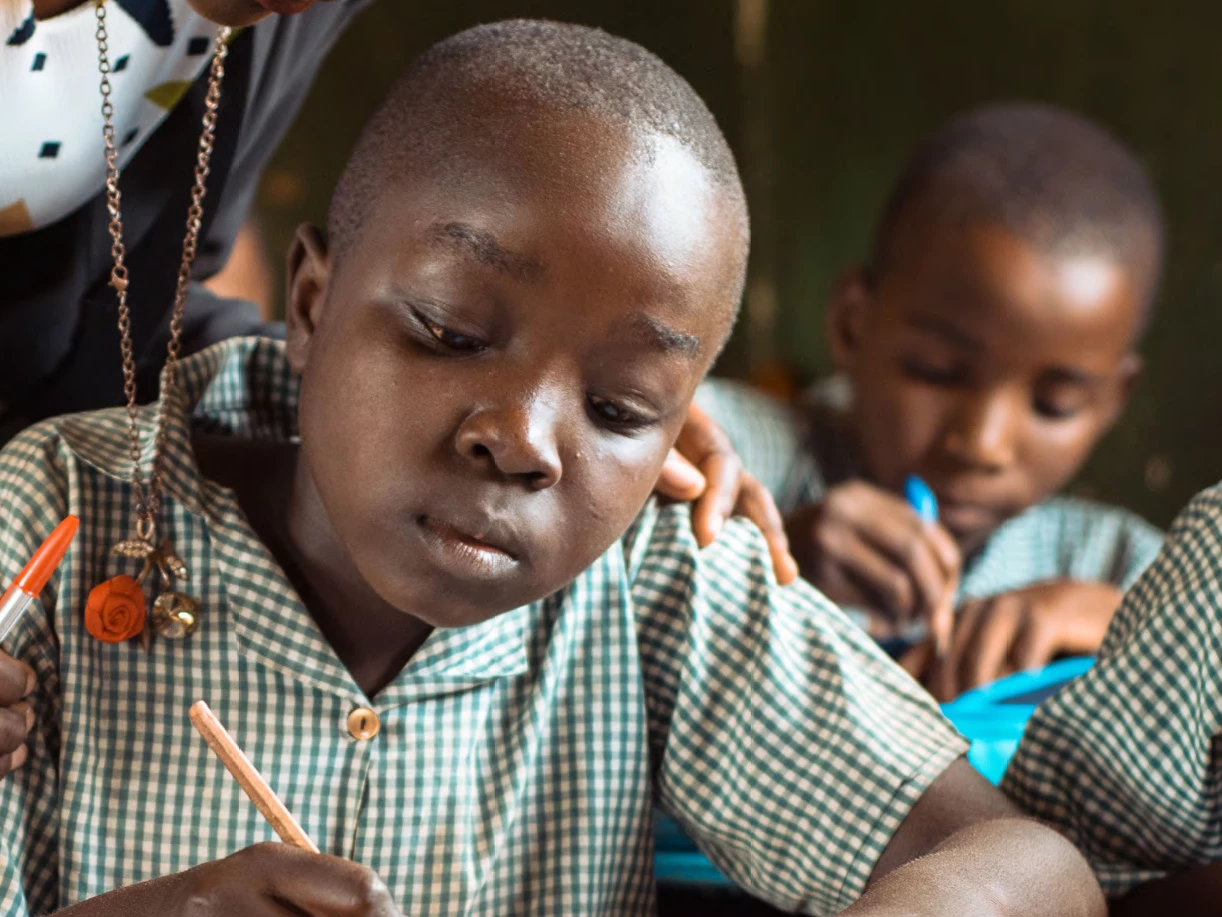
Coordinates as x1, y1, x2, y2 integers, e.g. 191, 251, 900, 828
0, 516, 79, 642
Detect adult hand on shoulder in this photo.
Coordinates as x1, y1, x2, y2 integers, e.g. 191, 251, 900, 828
656, 402, 799, 585
59, 843, 404, 917
786, 480, 961, 633
903, 579, 1122, 702
0, 650, 35, 777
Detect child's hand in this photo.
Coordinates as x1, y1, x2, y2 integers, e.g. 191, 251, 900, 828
0, 650, 35, 777
658, 402, 799, 585
160, 843, 402, 917
902, 579, 1123, 702
786, 481, 961, 632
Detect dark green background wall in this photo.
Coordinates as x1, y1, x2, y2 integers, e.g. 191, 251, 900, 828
255, 0, 1222, 528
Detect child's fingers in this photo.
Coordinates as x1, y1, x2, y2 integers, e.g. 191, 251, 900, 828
830, 484, 958, 623
0, 701, 31, 751
655, 449, 707, 502
928, 574, 957, 661
687, 451, 739, 547
0, 652, 35, 707
0, 746, 28, 777
925, 523, 962, 580
202, 843, 404, 917
927, 599, 988, 702
733, 478, 798, 584
959, 596, 1022, 691
820, 526, 916, 619
1009, 614, 1060, 674
672, 402, 744, 544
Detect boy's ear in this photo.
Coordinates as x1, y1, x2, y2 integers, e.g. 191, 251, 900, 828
284, 223, 331, 373
827, 266, 873, 373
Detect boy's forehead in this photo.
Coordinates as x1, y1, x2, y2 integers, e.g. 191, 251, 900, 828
354, 112, 745, 331
882, 222, 1144, 350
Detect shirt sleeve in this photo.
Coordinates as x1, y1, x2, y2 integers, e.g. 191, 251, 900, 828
0, 426, 70, 916
1001, 482, 1222, 897
625, 501, 968, 915
693, 379, 819, 513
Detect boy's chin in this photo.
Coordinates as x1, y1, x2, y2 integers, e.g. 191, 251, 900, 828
372, 573, 537, 631
948, 524, 996, 561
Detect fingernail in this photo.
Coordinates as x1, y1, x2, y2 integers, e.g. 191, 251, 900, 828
23, 705, 34, 731
708, 513, 723, 538
23, 670, 34, 697
10, 745, 27, 770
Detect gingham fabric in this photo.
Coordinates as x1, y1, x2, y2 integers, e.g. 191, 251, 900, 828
0, 337, 967, 916
1002, 480, 1222, 896
695, 377, 1165, 601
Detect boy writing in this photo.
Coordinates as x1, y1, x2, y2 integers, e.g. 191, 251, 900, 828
0, 22, 1100, 915
698, 104, 1166, 699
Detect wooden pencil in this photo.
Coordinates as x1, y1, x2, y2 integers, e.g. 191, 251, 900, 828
189, 700, 320, 854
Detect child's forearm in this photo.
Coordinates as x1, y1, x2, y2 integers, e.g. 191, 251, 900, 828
1110, 862, 1222, 917
842, 817, 1105, 917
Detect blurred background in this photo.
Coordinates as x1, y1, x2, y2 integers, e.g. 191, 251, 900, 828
213, 0, 1222, 528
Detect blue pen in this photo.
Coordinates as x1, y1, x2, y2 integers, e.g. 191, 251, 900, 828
903, 475, 951, 657
904, 475, 938, 524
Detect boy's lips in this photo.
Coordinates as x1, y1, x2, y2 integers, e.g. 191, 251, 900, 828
415, 514, 521, 580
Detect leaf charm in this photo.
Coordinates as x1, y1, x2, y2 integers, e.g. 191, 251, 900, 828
111, 538, 156, 559
157, 539, 189, 581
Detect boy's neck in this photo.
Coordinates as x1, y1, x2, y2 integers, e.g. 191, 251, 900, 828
192, 431, 432, 697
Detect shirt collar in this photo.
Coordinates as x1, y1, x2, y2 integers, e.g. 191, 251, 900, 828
55, 336, 299, 517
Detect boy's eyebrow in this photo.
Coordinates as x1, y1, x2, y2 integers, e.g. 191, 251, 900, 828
427, 222, 545, 283
905, 313, 980, 349
625, 313, 701, 358
1044, 366, 1106, 386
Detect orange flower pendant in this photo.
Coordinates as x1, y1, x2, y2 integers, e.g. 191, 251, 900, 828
90, 536, 198, 650
85, 576, 146, 643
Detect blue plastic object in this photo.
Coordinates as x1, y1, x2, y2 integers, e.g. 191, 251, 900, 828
941, 655, 1094, 784
904, 475, 938, 523
654, 656, 1095, 886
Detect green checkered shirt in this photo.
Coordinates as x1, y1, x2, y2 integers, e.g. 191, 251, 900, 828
0, 338, 966, 916
1002, 480, 1222, 895
695, 378, 1164, 602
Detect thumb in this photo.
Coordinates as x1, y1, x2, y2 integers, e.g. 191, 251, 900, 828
655, 448, 706, 501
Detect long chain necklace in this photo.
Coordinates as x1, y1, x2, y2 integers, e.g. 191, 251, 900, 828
87, 0, 230, 649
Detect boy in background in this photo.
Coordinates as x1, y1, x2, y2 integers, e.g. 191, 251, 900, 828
0, 22, 1101, 917
698, 104, 1165, 699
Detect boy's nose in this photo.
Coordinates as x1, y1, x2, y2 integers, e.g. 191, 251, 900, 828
454, 399, 563, 490
942, 391, 1019, 471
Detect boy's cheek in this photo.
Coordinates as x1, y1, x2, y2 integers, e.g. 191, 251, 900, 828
856, 384, 946, 482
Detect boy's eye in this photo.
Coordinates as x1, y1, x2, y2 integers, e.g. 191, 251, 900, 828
900, 356, 964, 386
588, 395, 644, 430
1034, 396, 1085, 421
418, 313, 486, 352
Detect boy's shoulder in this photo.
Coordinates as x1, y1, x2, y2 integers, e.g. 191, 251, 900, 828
1016, 492, 1159, 528
1, 404, 149, 492
619, 496, 869, 649
963, 493, 1165, 597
